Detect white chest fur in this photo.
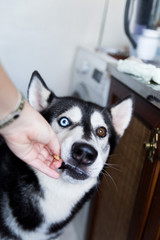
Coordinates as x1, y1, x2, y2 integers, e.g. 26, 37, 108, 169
36, 171, 97, 224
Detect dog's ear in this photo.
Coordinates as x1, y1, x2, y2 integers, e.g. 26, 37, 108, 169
109, 96, 133, 137
27, 71, 55, 111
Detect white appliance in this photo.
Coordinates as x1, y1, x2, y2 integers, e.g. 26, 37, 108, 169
70, 47, 117, 107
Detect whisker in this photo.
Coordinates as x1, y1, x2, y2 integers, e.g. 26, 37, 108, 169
104, 162, 121, 172
102, 169, 118, 191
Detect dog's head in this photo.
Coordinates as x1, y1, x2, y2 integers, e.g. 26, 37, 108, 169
28, 71, 133, 184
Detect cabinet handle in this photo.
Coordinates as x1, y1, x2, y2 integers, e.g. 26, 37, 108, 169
144, 128, 159, 163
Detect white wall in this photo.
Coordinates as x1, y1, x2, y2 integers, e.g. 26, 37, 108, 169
0, 0, 129, 97
102, 0, 130, 49
0, 0, 104, 96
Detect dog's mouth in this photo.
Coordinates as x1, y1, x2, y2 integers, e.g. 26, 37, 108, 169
59, 162, 89, 180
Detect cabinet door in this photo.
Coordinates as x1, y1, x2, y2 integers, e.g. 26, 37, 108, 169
142, 172, 160, 240
86, 77, 160, 240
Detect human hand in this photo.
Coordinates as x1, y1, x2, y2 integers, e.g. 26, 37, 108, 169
0, 101, 62, 178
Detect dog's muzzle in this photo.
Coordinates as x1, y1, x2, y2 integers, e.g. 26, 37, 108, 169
59, 142, 98, 181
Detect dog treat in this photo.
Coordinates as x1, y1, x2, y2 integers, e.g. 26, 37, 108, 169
53, 154, 61, 161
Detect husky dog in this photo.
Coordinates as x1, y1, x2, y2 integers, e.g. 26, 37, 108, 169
0, 71, 133, 240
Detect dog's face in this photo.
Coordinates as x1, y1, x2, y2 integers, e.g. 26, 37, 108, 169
28, 71, 133, 184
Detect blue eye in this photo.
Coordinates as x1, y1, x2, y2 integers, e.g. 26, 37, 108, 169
59, 117, 70, 127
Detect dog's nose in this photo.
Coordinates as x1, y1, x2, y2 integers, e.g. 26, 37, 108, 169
71, 143, 98, 165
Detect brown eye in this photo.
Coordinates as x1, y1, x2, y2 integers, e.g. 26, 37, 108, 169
96, 127, 107, 138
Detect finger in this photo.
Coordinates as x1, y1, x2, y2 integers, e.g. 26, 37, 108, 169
48, 131, 61, 157
40, 148, 53, 161
44, 158, 62, 169
35, 154, 53, 167
37, 153, 56, 167
40, 147, 62, 164
30, 159, 60, 178
31, 151, 62, 172
50, 160, 62, 170
44, 145, 53, 156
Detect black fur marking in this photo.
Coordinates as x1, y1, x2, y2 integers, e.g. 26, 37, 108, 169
47, 231, 63, 240
70, 122, 81, 130
82, 113, 92, 140
102, 109, 119, 155
0, 143, 44, 231
0, 215, 22, 240
48, 186, 96, 234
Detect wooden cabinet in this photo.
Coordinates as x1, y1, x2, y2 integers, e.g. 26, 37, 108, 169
86, 75, 160, 240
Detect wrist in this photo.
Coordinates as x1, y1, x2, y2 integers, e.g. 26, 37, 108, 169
0, 64, 20, 120
0, 92, 25, 132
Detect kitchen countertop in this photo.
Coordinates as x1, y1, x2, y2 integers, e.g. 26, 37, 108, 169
108, 63, 160, 110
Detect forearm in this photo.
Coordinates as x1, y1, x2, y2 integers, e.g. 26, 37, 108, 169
0, 64, 19, 119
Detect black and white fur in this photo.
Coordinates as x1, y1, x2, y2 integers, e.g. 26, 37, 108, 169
0, 71, 133, 240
